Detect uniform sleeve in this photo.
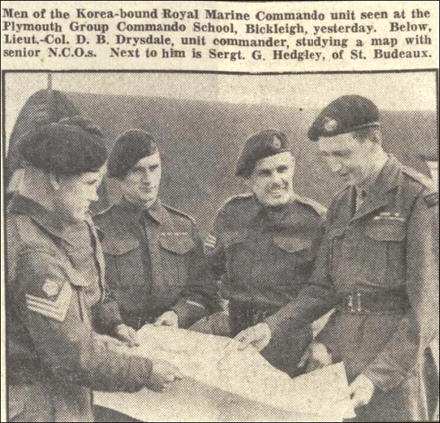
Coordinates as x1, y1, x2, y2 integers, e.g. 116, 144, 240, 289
171, 222, 221, 328
265, 218, 339, 337
90, 219, 123, 333
17, 247, 153, 392
92, 285, 123, 334
363, 192, 439, 392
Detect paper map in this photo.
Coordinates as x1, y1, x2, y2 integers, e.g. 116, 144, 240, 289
94, 325, 355, 421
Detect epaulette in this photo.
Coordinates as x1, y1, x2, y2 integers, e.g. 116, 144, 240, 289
296, 195, 327, 218
220, 193, 257, 216
222, 193, 254, 207
402, 167, 438, 207
92, 204, 115, 218
162, 204, 196, 225
402, 166, 435, 189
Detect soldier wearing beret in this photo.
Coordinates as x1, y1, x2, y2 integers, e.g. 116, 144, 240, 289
205, 129, 326, 376
7, 118, 182, 422
93, 130, 219, 332
234, 96, 439, 421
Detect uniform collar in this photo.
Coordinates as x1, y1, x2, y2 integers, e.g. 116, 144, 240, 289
350, 155, 402, 221
355, 153, 389, 198
258, 194, 306, 227
361, 155, 400, 197
8, 194, 92, 245
119, 197, 167, 225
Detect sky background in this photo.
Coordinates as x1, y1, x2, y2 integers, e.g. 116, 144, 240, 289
4, 71, 437, 147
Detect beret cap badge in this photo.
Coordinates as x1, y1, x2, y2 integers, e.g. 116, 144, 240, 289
272, 135, 282, 149
323, 117, 338, 133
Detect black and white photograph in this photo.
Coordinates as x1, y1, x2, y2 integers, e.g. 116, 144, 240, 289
3, 70, 438, 421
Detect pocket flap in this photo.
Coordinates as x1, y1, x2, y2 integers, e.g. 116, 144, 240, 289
160, 233, 195, 254
273, 236, 312, 253
365, 220, 406, 242
101, 236, 140, 255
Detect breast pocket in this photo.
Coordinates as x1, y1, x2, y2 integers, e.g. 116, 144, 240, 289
159, 233, 196, 288
364, 218, 406, 284
273, 236, 313, 290
101, 236, 145, 289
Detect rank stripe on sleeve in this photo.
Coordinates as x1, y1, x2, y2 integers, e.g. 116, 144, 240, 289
204, 234, 217, 249
26, 282, 72, 322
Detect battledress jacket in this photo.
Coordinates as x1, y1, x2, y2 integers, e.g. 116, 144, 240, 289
7, 195, 154, 422
205, 193, 326, 375
93, 198, 219, 330
265, 156, 439, 421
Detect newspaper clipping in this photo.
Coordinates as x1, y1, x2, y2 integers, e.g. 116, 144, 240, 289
1, 1, 439, 422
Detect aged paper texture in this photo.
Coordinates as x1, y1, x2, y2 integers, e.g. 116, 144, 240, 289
1, 1, 439, 422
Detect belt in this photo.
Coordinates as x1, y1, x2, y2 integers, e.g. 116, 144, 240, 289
337, 290, 410, 314
229, 300, 279, 336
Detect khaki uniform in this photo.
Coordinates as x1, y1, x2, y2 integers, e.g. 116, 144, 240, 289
93, 199, 219, 330
266, 156, 439, 421
206, 193, 326, 375
7, 195, 153, 422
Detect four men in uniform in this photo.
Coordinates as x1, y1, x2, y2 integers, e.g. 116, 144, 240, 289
6, 95, 439, 422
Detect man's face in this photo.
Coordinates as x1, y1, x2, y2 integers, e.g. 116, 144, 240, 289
54, 166, 105, 222
120, 152, 162, 208
248, 152, 295, 207
318, 133, 377, 186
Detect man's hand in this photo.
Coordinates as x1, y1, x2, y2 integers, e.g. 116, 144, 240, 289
297, 341, 332, 372
112, 323, 139, 347
148, 359, 183, 392
154, 310, 179, 328
349, 374, 375, 409
234, 323, 272, 351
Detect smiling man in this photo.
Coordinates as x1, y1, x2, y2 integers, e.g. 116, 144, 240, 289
205, 129, 326, 376
94, 130, 219, 333
233, 96, 439, 421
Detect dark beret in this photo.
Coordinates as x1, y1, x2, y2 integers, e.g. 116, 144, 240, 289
236, 129, 290, 178
308, 95, 380, 141
18, 116, 107, 175
107, 129, 158, 178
